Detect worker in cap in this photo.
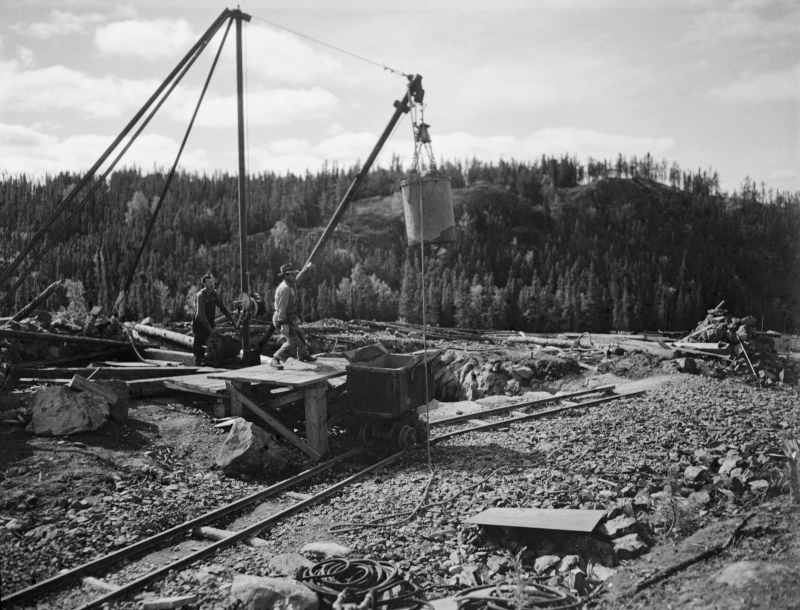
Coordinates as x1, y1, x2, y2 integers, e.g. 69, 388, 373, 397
192, 274, 237, 366
270, 262, 315, 369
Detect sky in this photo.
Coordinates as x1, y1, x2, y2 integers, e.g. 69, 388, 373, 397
0, 0, 797, 193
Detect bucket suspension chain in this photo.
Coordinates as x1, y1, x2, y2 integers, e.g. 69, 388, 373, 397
409, 99, 437, 173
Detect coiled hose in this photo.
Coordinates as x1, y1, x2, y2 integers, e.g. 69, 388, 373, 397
453, 583, 581, 610
298, 558, 430, 610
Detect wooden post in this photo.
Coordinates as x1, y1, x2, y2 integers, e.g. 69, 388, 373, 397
233, 9, 251, 356
230, 381, 246, 417
226, 382, 322, 461
304, 382, 328, 458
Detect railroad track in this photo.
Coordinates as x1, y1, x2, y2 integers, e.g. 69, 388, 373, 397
3, 384, 637, 609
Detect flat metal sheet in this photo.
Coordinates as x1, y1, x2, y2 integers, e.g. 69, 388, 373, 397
465, 507, 605, 533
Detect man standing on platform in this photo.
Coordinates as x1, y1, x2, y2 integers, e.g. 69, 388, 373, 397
270, 262, 316, 369
192, 274, 238, 366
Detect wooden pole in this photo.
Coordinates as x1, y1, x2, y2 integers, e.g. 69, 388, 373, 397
233, 9, 251, 357
9, 280, 63, 323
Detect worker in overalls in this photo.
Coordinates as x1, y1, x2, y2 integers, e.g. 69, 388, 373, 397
270, 263, 316, 369
192, 274, 237, 366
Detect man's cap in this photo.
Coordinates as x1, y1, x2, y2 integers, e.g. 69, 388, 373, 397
279, 263, 299, 276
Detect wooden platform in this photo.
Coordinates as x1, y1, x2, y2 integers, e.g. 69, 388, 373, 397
208, 361, 345, 388
209, 359, 347, 461
163, 374, 227, 397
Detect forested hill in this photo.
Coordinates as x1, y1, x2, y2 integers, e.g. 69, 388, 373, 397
1, 155, 798, 333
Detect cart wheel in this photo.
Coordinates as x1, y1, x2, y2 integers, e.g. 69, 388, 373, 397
358, 422, 377, 447
415, 419, 429, 443
397, 425, 417, 451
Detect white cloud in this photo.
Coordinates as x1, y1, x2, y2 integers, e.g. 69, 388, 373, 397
0, 57, 159, 119
684, 0, 799, 48
12, 9, 105, 39
238, 24, 344, 84
17, 46, 35, 68
0, 122, 208, 177
165, 87, 339, 128
433, 128, 676, 163
246, 127, 675, 175
94, 19, 199, 60
707, 63, 800, 102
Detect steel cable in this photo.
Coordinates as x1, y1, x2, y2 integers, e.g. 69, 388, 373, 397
298, 558, 430, 610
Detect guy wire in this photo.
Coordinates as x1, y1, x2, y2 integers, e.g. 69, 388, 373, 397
249, 14, 409, 77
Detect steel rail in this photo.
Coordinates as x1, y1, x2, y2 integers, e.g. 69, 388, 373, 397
428, 385, 617, 428
74, 450, 405, 610
1, 445, 365, 605
431, 391, 644, 443
6, 385, 643, 607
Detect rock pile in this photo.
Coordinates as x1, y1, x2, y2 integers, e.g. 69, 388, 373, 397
680, 305, 786, 383
433, 351, 580, 401
1, 307, 127, 365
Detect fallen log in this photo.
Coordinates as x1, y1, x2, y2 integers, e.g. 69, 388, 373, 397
9, 280, 64, 323
134, 324, 193, 350
0, 328, 140, 348
12, 346, 133, 368
14, 366, 202, 381
503, 335, 575, 348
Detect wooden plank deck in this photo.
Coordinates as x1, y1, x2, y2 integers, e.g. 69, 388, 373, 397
209, 362, 345, 388
163, 374, 227, 397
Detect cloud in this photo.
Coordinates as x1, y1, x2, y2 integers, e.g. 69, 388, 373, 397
163, 87, 339, 128
237, 24, 344, 84
94, 19, 199, 60
12, 9, 105, 39
246, 127, 676, 175
0, 122, 208, 177
0, 56, 159, 119
683, 0, 799, 48
707, 63, 800, 102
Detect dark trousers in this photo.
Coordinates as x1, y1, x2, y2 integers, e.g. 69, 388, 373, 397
192, 321, 212, 366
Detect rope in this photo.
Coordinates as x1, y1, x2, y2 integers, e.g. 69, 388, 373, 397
249, 14, 409, 77
407, 92, 433, 472
298, 558, 430, 610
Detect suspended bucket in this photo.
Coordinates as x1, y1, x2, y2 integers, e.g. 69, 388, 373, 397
400, 170, 455, 246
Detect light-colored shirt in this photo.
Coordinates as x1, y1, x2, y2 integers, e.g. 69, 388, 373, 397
272, 268, 309, 327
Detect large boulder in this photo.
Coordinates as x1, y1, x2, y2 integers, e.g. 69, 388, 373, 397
96, 380, 130, 422
29, 386, 109, 436
230, 574, 318, 610
217, 418, 287, 476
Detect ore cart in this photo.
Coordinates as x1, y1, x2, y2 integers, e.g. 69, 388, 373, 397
345, 347, 439, 450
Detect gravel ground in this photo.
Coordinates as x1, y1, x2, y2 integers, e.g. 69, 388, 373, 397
2, 370, 798, 609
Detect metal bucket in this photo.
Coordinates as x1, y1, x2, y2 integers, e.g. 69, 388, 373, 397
400, 170, 455, 246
